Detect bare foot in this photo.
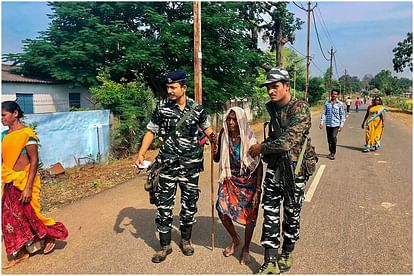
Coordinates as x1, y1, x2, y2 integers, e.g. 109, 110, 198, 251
240, 248, 251, 265
223, 236, 240, 257
43, 238, 56, 254
2, 250, 29, 269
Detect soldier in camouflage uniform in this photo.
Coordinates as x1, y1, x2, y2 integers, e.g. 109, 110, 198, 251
249, 68, 314, 274
136, 70, 216, 263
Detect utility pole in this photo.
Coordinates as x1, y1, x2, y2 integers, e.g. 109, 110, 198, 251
293, 63, 297, 99
328, 47, 336, 92
193, 1, 202, 104
305, 2, 316, 103
343, 68, 347, 101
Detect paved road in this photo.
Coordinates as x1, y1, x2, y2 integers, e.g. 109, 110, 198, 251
3, 103, 412, 274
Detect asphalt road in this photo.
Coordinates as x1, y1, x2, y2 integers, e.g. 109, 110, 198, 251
2, 103, 412, 274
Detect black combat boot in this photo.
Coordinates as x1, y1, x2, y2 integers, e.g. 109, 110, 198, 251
151, 232, 172, 263
278, 242, 294, 272
179, 225, 194, 256
257, 248, 280, 274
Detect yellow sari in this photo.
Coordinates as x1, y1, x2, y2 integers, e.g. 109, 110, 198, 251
365, 105, 386, 149
2, 127, 56, 226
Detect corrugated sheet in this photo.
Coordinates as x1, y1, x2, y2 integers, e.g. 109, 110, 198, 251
2, 64, 57, 84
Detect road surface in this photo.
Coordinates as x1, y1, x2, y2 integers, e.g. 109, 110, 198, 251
3, 103, 412, 274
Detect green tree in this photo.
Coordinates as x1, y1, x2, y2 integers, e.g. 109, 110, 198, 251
371, 69, 394, 95
308, 76, 326, 105
392, 32, 413, 73
261, 2, 304, 66
89, 73, 155, 156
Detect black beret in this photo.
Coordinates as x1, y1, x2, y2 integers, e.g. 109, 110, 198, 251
164, 70, 187, 84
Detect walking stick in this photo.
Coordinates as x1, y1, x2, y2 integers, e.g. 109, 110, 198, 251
210, 138, 215, 250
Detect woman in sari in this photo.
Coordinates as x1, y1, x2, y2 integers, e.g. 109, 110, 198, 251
213, 107, 263, 265
361, 96, 386, 152
1, 101, 68, 269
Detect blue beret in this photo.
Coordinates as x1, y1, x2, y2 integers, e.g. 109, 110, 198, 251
164, 70, 187, 84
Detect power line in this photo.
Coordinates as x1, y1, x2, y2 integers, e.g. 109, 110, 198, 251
333, 53, 341, 79
315, 6, 335, 48
287, 44, 307, 58
311, 10, 330, 62
310, 58, 325, 75
292, 1, 307, 11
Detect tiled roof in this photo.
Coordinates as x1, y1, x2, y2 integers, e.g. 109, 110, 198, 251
2, 64, 57, 84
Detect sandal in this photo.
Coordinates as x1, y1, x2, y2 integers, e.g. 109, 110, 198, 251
2, 251, 29, 269
43, 238, 56, 254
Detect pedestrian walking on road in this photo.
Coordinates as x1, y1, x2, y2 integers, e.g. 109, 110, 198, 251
361, 96, 386, 152
355, 97, 361, 112
213, 107, 263, 266
135, 70, 217, 263
1, 101, 68, 269
345, 96, 352, 113
248, 68, 318, 274
319, 89, 346, 160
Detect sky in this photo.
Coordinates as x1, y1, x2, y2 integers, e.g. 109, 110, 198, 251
1, 1, 413, 80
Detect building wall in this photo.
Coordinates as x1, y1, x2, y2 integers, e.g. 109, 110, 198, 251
2, 83, 93, 113
2, 110, 111, 168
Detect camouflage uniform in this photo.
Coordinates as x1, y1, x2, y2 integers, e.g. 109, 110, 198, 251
147, 96, 210, 238
260, 98, 312, 250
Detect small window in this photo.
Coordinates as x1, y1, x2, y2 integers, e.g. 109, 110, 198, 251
69, 93, 81, 109
16, 93, 34, 114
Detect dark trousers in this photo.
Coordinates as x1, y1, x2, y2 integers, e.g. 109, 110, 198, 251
346, 105, 350, 112
326, 126, 339, 155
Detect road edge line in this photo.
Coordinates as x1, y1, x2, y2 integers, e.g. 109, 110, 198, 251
304, 164, 326, 202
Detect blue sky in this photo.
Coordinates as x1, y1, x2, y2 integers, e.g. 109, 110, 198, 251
2, 1, 413, 80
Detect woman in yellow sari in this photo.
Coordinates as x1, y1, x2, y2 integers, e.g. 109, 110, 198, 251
361, 96, 386, 152
1, 101, 68, 269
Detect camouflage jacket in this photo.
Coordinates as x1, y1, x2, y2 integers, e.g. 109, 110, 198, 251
147, 96, 210, 170
261, 98, 312, 162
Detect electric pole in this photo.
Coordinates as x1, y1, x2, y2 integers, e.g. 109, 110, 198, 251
328, 47, 336, 92
193, 1, 202, 104
343, 68, 347, 101
305, 2, 316, 103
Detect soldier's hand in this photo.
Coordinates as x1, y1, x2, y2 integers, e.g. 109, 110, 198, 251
319, 124, 323, 130
248, 144, 261, 158
135, 154, 145, 167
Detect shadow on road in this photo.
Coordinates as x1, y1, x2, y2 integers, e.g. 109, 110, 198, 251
337, 144, 363, 152
113, 208, 263, 272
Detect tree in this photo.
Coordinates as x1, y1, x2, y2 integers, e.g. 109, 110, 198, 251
2, 2, 264, 111
392, 32, 413, 73
371, 69, 393, 95
308, 76, 326, 105
261, 2, 304, 66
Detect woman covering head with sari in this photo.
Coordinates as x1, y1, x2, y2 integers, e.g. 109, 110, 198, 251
213, 107, 263, 265
1, 101, 68, 269
361, 96, 386, 152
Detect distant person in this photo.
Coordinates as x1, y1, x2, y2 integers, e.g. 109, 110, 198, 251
345, 96, 352, 113
361, 96, 386, 152
135, 70, 217, 263
363, 96, 367, 105
213, 107, 263, 266
355, 97, 361, 112
319, 89, 346, 160
1, 101, 68, 269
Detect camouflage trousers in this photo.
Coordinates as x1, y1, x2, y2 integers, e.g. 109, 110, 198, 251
260, 165, 307, 249
155, 163, 200, 234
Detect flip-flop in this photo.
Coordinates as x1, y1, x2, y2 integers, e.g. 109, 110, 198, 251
222, 241, 240, 257
43, 238, 56, 254
2, 252, 29, 269
240, 251, 251, 265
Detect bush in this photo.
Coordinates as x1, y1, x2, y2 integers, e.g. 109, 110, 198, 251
90, 74, 156, 158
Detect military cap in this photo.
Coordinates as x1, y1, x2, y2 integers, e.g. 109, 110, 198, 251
259, 67, 290, 87
164, 70, 187, 84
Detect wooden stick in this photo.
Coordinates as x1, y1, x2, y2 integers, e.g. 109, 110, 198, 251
210, 141, 215, 250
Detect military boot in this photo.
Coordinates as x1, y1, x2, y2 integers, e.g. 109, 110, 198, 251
151, 231, 172, 263
278, 243, 294, 272
179, 239, 194, 256
257, 248, 280, 274
180, 225, 194, 256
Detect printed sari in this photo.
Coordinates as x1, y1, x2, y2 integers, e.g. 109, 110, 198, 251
216, 141, 260, 226
2, 128, 68, 256
364, 105, 386, 150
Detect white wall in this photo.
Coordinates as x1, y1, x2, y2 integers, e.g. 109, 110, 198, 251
2, 83, 93, 113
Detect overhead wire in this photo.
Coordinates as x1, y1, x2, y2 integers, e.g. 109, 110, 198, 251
311, 10, 330, 62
